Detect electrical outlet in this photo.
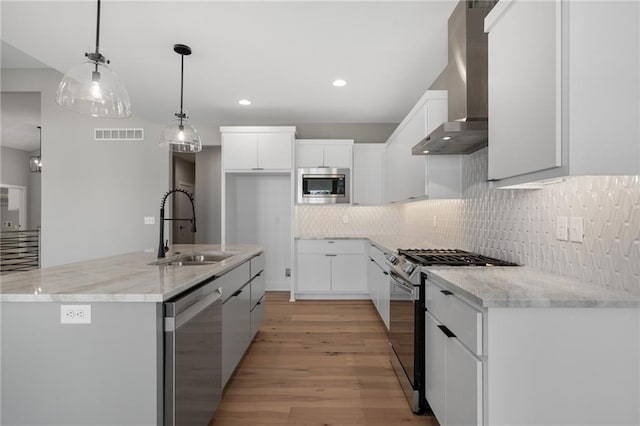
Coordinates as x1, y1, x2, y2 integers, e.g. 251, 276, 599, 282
285, 268, 291, 277
433, 216, 437, 227
569, 217, 584, 243
144, 216, 155, 225
342, 216, 349, 224
60, 305, 92, 324
556, 216, 568, 241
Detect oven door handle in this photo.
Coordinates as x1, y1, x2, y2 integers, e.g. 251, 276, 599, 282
389, 271, 419, 301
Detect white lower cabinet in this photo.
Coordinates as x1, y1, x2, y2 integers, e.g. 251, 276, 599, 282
425, 280, 483, 426
295, 240, 367, 298
366, 244, 390, 329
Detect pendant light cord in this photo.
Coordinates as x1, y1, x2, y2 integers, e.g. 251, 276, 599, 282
95, 0, 101, 55
179, 52, 185, 127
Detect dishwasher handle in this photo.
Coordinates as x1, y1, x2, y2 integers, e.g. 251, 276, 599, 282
165, 287, 222, 332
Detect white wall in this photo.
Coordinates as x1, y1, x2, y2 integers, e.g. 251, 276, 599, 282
1, 69, 170, 266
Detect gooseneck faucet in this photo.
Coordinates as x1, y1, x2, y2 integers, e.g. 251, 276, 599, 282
157, 189, 197, 258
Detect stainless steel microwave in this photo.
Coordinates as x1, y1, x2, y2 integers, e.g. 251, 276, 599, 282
297, 168, 350, 204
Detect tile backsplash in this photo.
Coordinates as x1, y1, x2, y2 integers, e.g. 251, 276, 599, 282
296, 148, 640, 295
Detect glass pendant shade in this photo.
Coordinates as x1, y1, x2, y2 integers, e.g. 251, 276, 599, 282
29, 155, 42, 173
56, 59, 131, 118
160, 116, 202, 153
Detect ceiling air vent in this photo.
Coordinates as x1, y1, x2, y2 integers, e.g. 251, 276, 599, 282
94, 128, 144, 141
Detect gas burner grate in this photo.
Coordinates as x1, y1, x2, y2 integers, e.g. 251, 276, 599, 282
397, 249, 518, 267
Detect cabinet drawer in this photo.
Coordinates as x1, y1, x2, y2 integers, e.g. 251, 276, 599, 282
297, 239, 364, 254
368, 243, 388, 268
217, 261, 250, 301
426, 281, 482, 355
250, 252, 265, 278
250, 295, 265, 339
250, 271, 265, 308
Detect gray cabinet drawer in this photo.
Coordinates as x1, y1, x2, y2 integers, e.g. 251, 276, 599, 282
297, 239, 365, 254
250, 252, 265, 278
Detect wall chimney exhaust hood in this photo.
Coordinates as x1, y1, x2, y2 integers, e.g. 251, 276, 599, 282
413, 0, 496, 155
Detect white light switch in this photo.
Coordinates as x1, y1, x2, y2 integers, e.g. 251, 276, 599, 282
556, 216, 568, 241
570, 217, 584, 243
144, 216, 155, 225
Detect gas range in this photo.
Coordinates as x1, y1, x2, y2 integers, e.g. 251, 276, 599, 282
385, 249, 517, 284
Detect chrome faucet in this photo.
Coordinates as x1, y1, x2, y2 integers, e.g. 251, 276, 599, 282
157, 189, 197, 258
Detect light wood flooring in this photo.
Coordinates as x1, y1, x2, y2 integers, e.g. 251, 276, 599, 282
211, 292, 437, 426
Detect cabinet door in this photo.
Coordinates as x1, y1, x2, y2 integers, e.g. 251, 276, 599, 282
446, 337, 482, 426
384, 136, 404, 203
425, 311, 446, 424
296, 144, 324, 168
323, 145, 352, 168
296, 253, 331, 292
331, 254, 366, 293
487, 0, 561, 180
353, 147, 384, 205
257, 133, 292, 170
367, 257, 378, 307
222, 282, 251, 387
223, 133, 258, 170
377, 266, 390, 330
399, 106, 427, 200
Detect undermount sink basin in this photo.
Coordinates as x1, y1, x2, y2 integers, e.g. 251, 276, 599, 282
151, 252, 233, 266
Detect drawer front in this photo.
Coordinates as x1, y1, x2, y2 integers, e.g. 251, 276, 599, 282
217, 261, 251, 301
426, 281, 482, 355
250, 295, 265, 339
250, 252, 265, 278
368, 243, 388, 268
250, 271, 265, 308
297, 239, 364, 254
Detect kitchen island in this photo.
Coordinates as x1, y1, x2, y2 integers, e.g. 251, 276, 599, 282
0, 244, 263, 426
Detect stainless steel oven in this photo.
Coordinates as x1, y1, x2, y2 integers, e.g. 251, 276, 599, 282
297, 167, 350, 204
386, 255, 425, 414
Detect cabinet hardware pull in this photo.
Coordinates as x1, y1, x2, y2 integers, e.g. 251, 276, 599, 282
370, 258, 375, 262
440, 290, 454, 296
251, 167, 264, 170
438, 325, 456, 338
325, 254, 337, 257
383, 271, 389, 276
327, 241, 335, 244
232, 289, 242, 297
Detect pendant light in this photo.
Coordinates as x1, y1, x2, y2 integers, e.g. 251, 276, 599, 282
55, 0, 131, 118
29, 126, 42, 173
160, 44, 201, 153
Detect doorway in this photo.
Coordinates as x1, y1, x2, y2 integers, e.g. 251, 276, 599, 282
172, 153, 196, 244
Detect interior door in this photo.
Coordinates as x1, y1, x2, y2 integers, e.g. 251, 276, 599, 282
174, 182, 195, 244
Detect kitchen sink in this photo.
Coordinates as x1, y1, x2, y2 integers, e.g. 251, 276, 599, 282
150, 252, 233, 266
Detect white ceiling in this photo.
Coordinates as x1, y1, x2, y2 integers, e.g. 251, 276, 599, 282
1, 1, 456, 135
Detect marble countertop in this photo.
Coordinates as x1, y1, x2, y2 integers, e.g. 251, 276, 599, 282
0, 244, 263, 303
296, 234, 639, 308
425, 266, 640, 308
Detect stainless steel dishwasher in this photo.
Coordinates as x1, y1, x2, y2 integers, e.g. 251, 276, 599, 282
164, 276, 222, 426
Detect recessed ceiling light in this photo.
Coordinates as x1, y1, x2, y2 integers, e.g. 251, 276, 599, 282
238, 99, 251, 106
442, 136, 452, 140
332, 79, 347, 87
423, 150, 430, 154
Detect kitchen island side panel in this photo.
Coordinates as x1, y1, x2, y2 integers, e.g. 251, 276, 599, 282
1, 302, 163, 425
486, 307, 640, 426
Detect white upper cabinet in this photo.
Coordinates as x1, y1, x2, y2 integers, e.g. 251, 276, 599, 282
486, 0, 640, 187
353, 144, 385, 205
296, 140, 353, 169
385, 90, 460, 203
221, 126, 295, 171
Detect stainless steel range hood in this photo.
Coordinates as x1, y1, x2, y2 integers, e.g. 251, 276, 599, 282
413, 0, 496, 155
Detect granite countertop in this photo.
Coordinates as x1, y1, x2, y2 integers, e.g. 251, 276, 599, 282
425, 266, 640, 308
0, 244, 263, 303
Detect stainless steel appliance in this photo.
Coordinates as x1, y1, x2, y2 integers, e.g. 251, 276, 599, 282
386, 249, 517, 414
297, 167, 350, 204
164, 276, 222, 426
412, 1, 497, 156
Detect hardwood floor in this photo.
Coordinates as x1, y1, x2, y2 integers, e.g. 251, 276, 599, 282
211, 292, 437, 426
